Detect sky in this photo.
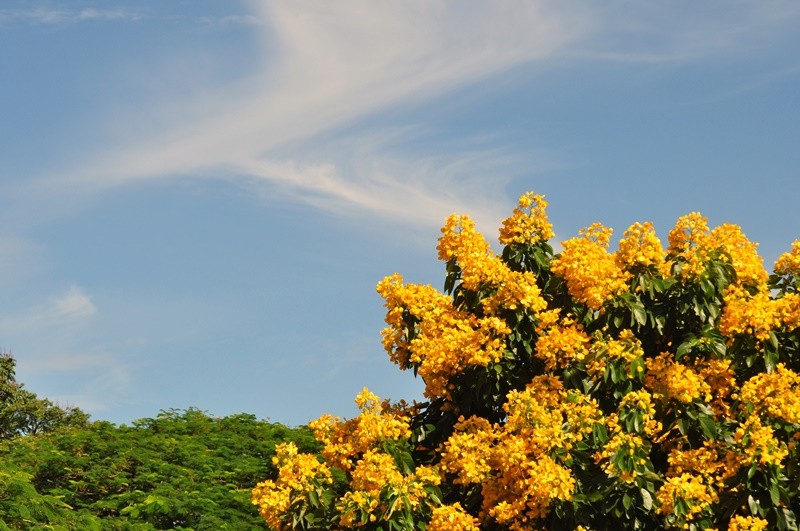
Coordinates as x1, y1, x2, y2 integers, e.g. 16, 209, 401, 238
2, 1, 800, 427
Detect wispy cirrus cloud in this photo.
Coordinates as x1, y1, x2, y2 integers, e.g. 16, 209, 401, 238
0, 285, 96, 335
0, 7, 143, 25
18, 1, 800, 233
27, 1, 587, 231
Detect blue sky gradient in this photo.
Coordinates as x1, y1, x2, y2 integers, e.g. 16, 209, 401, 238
2, 1, 800, 426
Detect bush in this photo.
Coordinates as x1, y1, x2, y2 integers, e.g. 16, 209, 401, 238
252, 192, 800, 530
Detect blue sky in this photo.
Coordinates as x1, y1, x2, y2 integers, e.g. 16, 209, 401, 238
2, 1, 800, 426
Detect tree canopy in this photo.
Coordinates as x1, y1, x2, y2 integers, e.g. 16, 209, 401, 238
0, 360, 319, 529
0, 353, 89, 440
252, 192, 800, 530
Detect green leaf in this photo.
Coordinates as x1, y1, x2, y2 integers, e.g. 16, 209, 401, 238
641, 488, 653, 511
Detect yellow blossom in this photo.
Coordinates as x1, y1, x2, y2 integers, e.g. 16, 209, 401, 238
552, 223, 631, 310
645, 352, 711, 404
775, 292, 800, 332
428, 503, 480, 531
376, 273, 511, 400
733, 415, 788, 467
251, 442, 332, 530
728, 515, 769, 531
309, 389, 411, 472
719, 284, 780, 344
498, 192, 554, 246
616, 221, 666, 271
739, 364, 800, 424
774, 240, 800, 276
668, 212, 711, 278
534, 318, 591, 371
656, 473, 718, 521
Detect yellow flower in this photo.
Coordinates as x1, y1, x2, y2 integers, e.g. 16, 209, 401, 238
707, 224, 767, 287
728, 515, 769, 531
551, 223, 631, 310
586, 329, 645, 381
656, 473, 717, 520
739, 364, 800, 424
668, 212, 711, 278
250, 442, 332, 530
775, 292, 800, 332
595, 431, 647, 483
774, 239, 800, 276
376, 273, 511, 400
534, 318, 591, 371
436, 214, 548, 315
616, 221, 665, 271
668, 214, 768, 286
733, 415, 788, 467
309, 389, 411, 472
440, 416, 497, 485
428, 503, 480, 531
645, 352, 711, 404
719, 284, 780, 344
666, 442, 733, 487
498, 192, 554, 246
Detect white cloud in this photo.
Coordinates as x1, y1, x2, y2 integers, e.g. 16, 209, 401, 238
18, 1, 800, 232
53, 285, 97, 320
0, 285, 97, 334
0, 7, 143, 25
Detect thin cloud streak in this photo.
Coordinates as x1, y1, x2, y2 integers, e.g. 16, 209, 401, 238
28, 1, 588, 229
21, 1, 800, 232
0, 285, 96, 334
0, 7, 143, 25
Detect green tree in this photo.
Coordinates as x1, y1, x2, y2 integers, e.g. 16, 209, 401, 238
1, 408, 320, 529
253, 193, 800, 530
0, 353, 89, 440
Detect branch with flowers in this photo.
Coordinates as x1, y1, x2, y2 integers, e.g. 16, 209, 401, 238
253, 192, 800, 530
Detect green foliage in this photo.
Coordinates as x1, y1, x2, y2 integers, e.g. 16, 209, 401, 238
0, 353, 89, 440
1, 408, 319, 529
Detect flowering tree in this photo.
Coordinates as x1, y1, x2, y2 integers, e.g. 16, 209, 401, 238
253, 193, 800, 530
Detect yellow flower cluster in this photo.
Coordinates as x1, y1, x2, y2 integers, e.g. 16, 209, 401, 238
668, 213, 768, 286
619, 389, 662, 435
337, 451, 442, 528
437, 214, 548, 314
645, 352, 711, 404
728, 515, 769, 531
656, 473, 718, 521
668, 212, 711, 278
440, 376, 600, 528
666, 443, 734, 488
376, 273, 510, 400
776, 292, 800, 332
534, 317, 591, 371
551, 223, 631, 310
498, 192, 555, 246
309, 388, 412, 471
504, 376, 602, 455
251, 442, 332, 530
586, 329, 645, 380
428, 502, 480, 531
696, 358, 736, 416
595, 429, 648, 483
439, 416, 496, 485
483, 451, 574, 530
739, 364, 800, 424
616, 221, 666, 272
719, 285, 780, 343
732, 416, 788, 468
707, 224, 767, 287
774, 240, 800, 276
